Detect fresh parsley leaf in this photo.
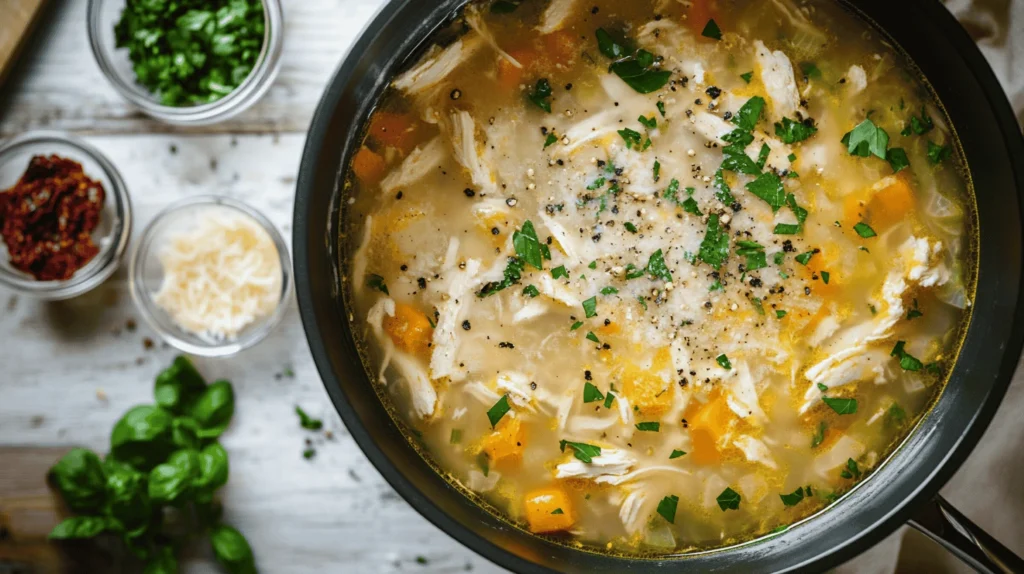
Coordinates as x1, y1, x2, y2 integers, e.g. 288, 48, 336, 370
775, 117, 818, 144
625, 263, 646, 280
716, 354, 732, 369
740, 71, 753, 84
840, 458, 862, 479
595, 29, 672, 94
559, 440, 602, 463
550, 507, 564, 515
663, 178, 681, 204
367, 274, 389, 295
907, 299, 923, 320
774, 223, 800, 235
647, 249, 673, 282
902, 107, 934, 136
586, 331, 600, 343
528, 79, 553, 113
636, 296, 648, 311
927, 141, 952, 165
886, 147, 909, 173
800, 62, 822, 79
682, 196, 703, 217
780, 487, 805, 507
478, 257, 524, 296
570, 320, 584, 331
624, 222, 638, 233
653, 159, 661, 182
776, 310, 787, 318
853, 222, 876, 238
891, 341, 923, 371
823, 396, 858, 415
657, 101, 666, 117
603, 391, 616, 408
638, 115, 657, 130
618, 127, 643, 150
794, 251, 815, 265
582, 296, 598, 318
583, 382, 605, 403
841, 119, 889, 159
487, 395, 511, 427
698, 214, 730, 269
551, 265, 569, 279
670, 449, 686, 459
543, 133, 558, 148
749, 297, 766, 315
701, 19, 722, 40
713, 168, 735, 204
635, 422, 660, 432
513, 220, 544, 270
295, 406, 323, 430
821, 271, 830, 284
600, 286, 619, 295
755, 143, 771, 170
732, 96, 766, 131
746, 172, 786, 212
716, 487, 741, 511
811, 421, 826, 447
523, 285, 540, 298
657, 494, 679, 523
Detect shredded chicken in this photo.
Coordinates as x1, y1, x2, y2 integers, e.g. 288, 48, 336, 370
555, 448, 636, 483
537, 0, 578, 33
393, 36, 482, 95
430, 258, 482, 381
754, 40, 801, 122
465, 5, 521, 68
380, 137, 446, 193
448, 110, 497, 195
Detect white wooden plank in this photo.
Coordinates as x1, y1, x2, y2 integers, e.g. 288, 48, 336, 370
0, 0, 387, 136
0, 133, 504, 573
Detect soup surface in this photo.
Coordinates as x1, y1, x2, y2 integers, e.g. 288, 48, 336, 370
344, 0, 975, 553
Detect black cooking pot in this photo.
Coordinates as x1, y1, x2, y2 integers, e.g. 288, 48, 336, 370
293, 1, 1024, 571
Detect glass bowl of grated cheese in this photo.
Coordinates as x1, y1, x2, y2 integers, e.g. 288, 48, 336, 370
129, 196, 291, 357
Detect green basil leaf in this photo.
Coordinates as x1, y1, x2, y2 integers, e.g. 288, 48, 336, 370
148, 449, 201, 505
154, 355, 207, 414
210, 524, 257, 574
191, 380, 235, 439
822, 396, 858, 415
142, 546, 178, 574
49, 516, 117, 540
195, 443, 230, 491
105, 462, 150, 530
745, 172, 786, 212
110, 406, 176, 471
47, 448, 107, 514
886, 147, 909, 173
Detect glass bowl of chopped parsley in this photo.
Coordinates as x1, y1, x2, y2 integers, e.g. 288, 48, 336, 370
87, 0, 284, 125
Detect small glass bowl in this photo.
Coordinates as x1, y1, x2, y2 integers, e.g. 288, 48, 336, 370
129, 196, 292, 357
86, 0, 284, 125
0, 131, 133, 300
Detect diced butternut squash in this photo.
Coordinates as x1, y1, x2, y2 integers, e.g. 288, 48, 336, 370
684, 391, 735, 465
497, 48, 538, 91
524, 486, 575, 533
367, 112, 423, 155
621, 365, 673, 417
383, 302, 434, 357
352, 147, 387, 185
865, 175, 915, 230
482, 416, 525, 467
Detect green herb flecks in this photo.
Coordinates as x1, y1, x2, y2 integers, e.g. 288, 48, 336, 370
595, 28, 671, 94
716, 354, 732, 369
295, 406, 323, 431
701, 19, 722, 40
657, 494, 679, 523
775, 117, 817, 144
367, 274, 389, 295
559, 440, 602, 463
811, 421, 826, 447
891, 341, 923, 371
478, 257, 524, 296
635, 422, 660, 432
716, 487, 741, 511
513, 220, 544, 270
583, 382, 605, 403
841, 119, 889, 159
669, 449, 686, 459
487, 395, 512, 427
746, 172, 786, 212
698, 214, 730, 269
927, 141, 952, 165
779, 486, 806, 507
528, 79, 553, 113
853, 222, 876, 238
646, 249, 673, 282
840, 458, 862, 479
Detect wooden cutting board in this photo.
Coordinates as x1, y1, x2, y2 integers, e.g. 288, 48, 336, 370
0, 446, 112, 574
0, 0, 50, 91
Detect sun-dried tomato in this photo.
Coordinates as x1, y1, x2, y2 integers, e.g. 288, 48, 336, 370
0, 155, 106, 281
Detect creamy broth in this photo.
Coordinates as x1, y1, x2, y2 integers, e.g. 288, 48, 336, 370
343, 0, 975, 553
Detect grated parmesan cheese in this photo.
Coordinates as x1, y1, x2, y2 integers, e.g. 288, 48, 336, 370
153, 211, 283, 342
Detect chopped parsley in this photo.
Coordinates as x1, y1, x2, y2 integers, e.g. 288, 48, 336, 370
646, 249, 673, 282
582, 296, 598, 318
841, 118, 889, 159
779, 486, 806, 507
528, 78, 552, 113
635, 422, 660, 432
559, 440, 601, 463
811, 421, 826, 447
745, 172, 786, 212
698, 214, 730, 269
450, 428, 463, 444
755, 143, 771, 170
901, 107, 934, 136
774, 223, 800, 235
740, 71, 753, 83
774, 117, 818, 144
653, 159, 661, 182
551, 265, 569, 279
543, 133, 558, 148
637, 296, 648, 311
669, 449, 686, 459
657, 494, 679, 523
732, 96, 765, 131
927, 141, 952, 165
716, 487, 741, 511
907, 299, 923, 320
701, 19, 722, 40
886, 147, 910, 173
776, 310, 787, 319
735, 240, 767, 271
586, 331, 600, 343
570, 320, 584, 331
486, 395, 512, 427
682, 197, 702, 215
657, 101, 666, 117
367, 274, 389, 295
794, 251, 815, 266
583, 382, 605, 403
749, 296, 766, 315
523, 285, 540, 297
550, 508, 564, 514
618, 127, 643, 150
716, 354, 732, 369
638, 114, 657, 129
624, 221, 638, 233
853, 222, 877, 238
594, 28, 671, 94
800, 61, 822, 79
840, 458, 862, 479
822, 396, 858, 415
512, 220, 544, 270
891, 341, 923, 371
821, 271, 830, 284
603, 391, 616, 408
296, 406, 323, 430
663, 178, 682, 204
713, 168, 735, 204
478, 257, 524, 297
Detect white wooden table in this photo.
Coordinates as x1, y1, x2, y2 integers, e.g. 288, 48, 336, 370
1, 2, 1022, 573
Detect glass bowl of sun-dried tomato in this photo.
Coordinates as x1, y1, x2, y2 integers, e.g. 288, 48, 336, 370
0, 131, 132, 300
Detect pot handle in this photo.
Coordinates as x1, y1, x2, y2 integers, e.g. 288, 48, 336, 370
908, 494, 1024, 574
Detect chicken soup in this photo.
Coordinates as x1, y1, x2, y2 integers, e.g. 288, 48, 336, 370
344, 0, 975, 554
